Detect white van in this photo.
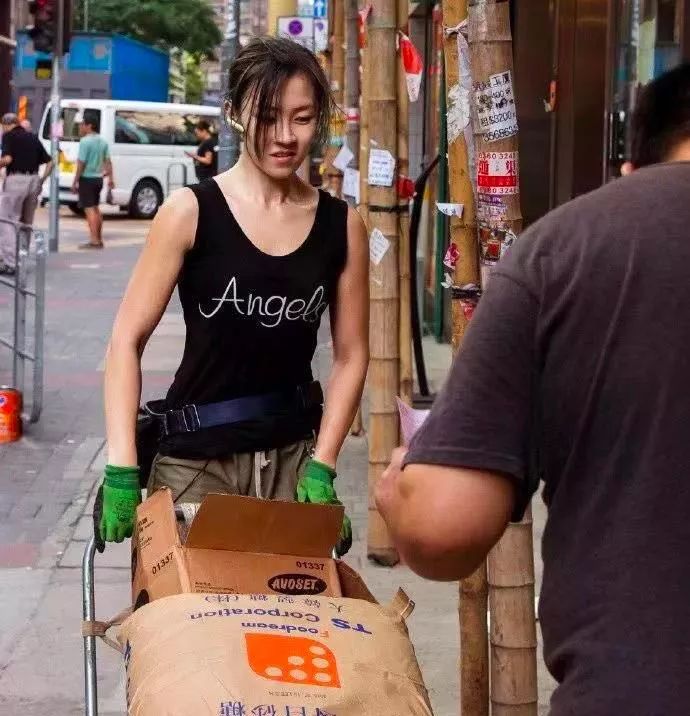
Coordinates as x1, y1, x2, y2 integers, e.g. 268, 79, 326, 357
38, 99, 221, 219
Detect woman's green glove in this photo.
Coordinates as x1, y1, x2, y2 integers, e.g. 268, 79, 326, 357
95, 465, 142, 548
297, 459, 352, 557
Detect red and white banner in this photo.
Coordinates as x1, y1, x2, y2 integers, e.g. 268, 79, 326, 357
399, 32, 423, 103
476, 150, 519, 195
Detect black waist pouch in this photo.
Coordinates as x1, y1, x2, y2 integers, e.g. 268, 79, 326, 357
135, 407, 162, 489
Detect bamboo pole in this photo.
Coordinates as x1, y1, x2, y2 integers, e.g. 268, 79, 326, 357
352, 1, 371, 439
366, 0, 400, 567
358, 4, 370, 230
440, 1, 488, 714
346, 0, 365, 438
397, 0, 413, 405
323, 0, 346, 197
467, 2, 538, 713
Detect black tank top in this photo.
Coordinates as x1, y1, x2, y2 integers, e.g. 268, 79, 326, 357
159, 179, 348, 459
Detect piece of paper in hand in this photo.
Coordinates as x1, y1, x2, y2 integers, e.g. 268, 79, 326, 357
369, 228, 390, 266
368, 148, 396, 187
333, 144, 355, 172
343, 167, 360, 203
396, 397, 431, 446
436, 202, 464, 217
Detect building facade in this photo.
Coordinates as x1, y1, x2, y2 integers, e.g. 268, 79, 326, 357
202, 0, 268, 105
411, 0, 690, 341
515, 0, 690, 225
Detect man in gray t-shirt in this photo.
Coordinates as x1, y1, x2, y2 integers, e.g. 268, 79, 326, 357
375, 65, 690, 716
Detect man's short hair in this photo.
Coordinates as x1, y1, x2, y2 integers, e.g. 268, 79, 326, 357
631, 63, 690, 167
196, 119, 212, 133
1, 113, 18, 126
82, 109, 100, 132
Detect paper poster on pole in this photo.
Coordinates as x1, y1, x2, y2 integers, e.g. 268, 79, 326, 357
333, 144, 354, 172
474, 70, 518, 142
367, 149, 396, 187
369, 228, 391, 265
436, 202, 464, 217
447, 21, 472, 144
399, 33, 424, 102
477, 151, 519, 195
343, 167, 360, 203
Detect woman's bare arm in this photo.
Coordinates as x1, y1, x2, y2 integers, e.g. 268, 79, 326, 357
313, 207, 370, 467
104, 189, 198, 466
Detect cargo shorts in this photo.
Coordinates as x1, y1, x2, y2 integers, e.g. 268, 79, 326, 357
146, 438, 315, 504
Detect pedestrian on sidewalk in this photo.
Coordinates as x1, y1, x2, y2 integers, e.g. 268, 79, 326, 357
0, 112, 53, 275
185, 119, 218, 181
72, 109, 114, 250
96, 37, 369, 556
376, 63, 690, 716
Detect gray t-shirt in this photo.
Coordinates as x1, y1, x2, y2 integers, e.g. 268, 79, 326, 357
407, 163, 690, 716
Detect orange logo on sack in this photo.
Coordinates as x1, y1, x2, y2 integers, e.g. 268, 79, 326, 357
245, 634, 341, 689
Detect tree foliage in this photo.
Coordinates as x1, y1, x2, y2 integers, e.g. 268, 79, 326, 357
74, 0, 222, 58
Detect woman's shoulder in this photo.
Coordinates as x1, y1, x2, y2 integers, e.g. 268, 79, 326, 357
316, 188, 349, 225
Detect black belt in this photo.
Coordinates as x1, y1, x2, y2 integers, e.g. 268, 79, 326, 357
147, 382, 323, 437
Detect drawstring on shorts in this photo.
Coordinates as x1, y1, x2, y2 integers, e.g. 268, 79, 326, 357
254, 451, 270, 499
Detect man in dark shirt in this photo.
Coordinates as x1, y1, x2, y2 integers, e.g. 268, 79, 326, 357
185, 119, 217, 181
0, 113, 53, 274
375, 64, 690, 716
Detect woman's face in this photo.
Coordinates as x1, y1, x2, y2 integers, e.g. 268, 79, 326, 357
240, 72, 318, 179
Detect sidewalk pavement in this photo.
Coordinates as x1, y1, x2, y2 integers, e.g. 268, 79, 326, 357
0, 207, 555, 715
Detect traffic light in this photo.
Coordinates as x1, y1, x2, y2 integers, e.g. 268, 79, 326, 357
27, 0, 72, 56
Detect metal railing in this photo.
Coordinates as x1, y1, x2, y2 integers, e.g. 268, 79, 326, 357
0, 218, 47, 423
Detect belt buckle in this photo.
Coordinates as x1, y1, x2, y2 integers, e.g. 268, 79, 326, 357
182, 404, 201, 432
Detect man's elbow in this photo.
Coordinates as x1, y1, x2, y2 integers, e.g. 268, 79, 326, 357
395, 527, 490, 582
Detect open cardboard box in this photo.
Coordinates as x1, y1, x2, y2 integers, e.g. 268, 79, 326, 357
132, 487, 376, 608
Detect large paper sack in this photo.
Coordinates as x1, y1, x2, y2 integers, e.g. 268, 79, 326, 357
120, 592, 434, 715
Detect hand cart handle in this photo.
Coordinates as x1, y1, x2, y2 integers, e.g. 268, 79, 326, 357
82, 537, 98, 716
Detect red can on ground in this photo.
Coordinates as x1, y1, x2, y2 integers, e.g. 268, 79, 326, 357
0, 387, 22, 443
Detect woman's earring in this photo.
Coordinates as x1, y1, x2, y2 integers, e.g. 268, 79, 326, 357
228, 115, 244, 134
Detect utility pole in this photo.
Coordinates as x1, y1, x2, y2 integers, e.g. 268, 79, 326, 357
0, 3, 12, 116
48, 0, 66, 253
366, 0, 400, 567
217, 0, 240, 172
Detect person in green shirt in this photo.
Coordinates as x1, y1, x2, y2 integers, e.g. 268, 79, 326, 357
72, 109, 114, 249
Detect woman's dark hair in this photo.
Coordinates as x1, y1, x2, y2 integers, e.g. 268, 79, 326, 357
225, 36, 335, 157
631, 63, 690, 167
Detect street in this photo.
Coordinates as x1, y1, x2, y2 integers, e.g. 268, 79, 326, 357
0, 206, 554, 714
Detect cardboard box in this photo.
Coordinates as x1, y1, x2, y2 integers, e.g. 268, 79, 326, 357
119, 591, 435, 715
132, 488, 355, 608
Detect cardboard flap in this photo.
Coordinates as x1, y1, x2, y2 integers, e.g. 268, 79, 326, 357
336, 561, 378, 603
134, 487, 181, 568
387, 588, 415, 620
184, 494, 344, 558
